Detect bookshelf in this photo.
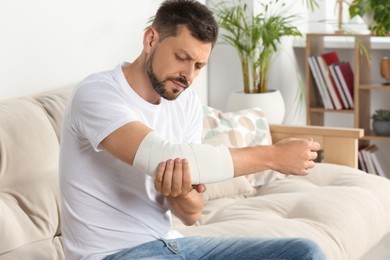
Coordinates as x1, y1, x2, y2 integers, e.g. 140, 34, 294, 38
305, 33, 390, 142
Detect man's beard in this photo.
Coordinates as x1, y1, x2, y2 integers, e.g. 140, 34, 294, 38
146, 49, 189, 101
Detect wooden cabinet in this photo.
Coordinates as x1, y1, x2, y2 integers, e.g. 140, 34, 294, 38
305, 33, 390, 142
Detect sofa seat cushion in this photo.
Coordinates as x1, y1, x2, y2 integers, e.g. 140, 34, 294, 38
174, 163, 390, 260
0, 237, 64, 260
0, 98, 61, 255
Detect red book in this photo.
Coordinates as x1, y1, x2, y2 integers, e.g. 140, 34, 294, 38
321, 51, 340, 66
334, 62, 354, 108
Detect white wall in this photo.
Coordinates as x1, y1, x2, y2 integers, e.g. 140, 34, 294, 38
0, 0, 208, 103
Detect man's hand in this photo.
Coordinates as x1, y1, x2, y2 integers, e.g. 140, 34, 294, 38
271, 138, 321, 176
154, 158, 206, 197
154, 158, 205, 225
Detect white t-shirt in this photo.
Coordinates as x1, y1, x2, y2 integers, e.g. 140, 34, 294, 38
59, 63, 203, 260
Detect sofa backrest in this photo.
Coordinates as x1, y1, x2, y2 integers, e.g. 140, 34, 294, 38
0, 87, 72, 254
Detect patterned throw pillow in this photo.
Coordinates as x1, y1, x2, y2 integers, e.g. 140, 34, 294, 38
202, 106, 285, 190
203, 106, 271, 147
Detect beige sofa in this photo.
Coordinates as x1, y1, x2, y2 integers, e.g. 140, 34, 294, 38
1, 87, 390, 260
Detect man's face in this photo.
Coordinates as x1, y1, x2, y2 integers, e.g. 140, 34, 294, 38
146, 26, 212, 100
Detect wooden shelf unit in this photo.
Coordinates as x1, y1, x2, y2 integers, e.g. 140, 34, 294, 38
305, 33, 390, 142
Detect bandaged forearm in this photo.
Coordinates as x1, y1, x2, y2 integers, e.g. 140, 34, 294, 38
133, 131, 234, 184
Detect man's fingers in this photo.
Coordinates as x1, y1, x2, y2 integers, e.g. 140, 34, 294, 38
170, 158, 183, 197
154, 158, 193, 197
309, 151, 318, 161
161, 159, 174, 196
154, 161, 166, 192
193, 184, 206, 193
306, 159, 316, 169
182, 159, 191, 191
307, 138, 321, 151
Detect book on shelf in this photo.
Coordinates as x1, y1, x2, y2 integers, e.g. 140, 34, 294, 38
308, 56, 333, 109
369, 145, 386, 177
334, 62, 354, 108
359, 145, 375, 174
358, 149, 368, 172
308, 51, 355, 110
329, 64, 349, 109
358, 144, 386, 177
365, 145, 377, 175
316, 52, 343, 110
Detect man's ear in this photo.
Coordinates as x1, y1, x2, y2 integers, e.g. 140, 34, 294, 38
143, 28, 158, 53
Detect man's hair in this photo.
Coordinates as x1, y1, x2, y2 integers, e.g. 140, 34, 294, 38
152, 0, 218, 47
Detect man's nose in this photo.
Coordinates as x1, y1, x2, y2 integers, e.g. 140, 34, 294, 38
180, 65, 195, 85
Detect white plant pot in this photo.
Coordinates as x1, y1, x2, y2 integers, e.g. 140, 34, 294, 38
227, 89, 285, 124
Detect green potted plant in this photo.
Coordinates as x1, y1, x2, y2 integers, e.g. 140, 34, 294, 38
213, 0, 317, 122
349, 0, 390, 36
372, 109, 390, 136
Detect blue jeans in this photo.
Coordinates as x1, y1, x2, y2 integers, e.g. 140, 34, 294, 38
104, 236, 326, 260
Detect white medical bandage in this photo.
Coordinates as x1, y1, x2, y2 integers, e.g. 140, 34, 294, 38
133, 131, 234, 184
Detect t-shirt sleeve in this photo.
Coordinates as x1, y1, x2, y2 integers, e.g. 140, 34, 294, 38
70, 82, 137, 151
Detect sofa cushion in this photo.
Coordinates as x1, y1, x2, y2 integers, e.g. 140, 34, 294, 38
202, 106, 285, 190
0, 237, 64, 260
33, 87, 73, 141
202, 106, 271, 146
0, 98, 61, 254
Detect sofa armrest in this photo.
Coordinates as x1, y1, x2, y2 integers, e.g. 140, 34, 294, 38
269, 124, 364, 168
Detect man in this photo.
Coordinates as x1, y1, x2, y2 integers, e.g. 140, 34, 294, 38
60, 0, 325, 259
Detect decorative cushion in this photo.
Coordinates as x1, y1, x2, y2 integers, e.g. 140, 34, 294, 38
202, 106, 271, 147
202, 106, 285, 193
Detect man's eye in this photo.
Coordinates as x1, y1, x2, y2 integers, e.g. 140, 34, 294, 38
176, 55, 185, 61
